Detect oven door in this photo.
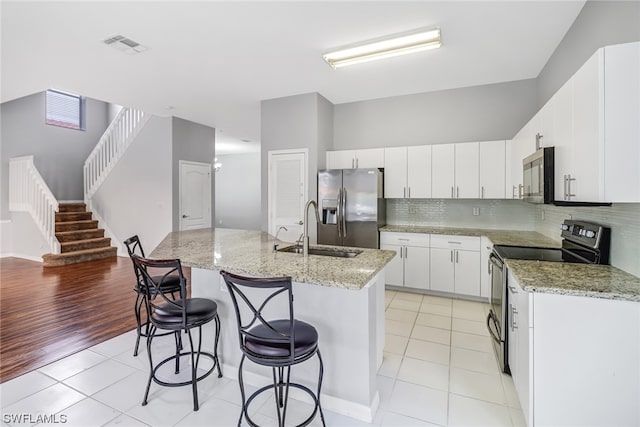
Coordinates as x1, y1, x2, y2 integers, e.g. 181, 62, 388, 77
487, 252, 509, 373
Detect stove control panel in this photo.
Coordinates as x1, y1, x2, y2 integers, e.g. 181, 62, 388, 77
560, 220, 608, 250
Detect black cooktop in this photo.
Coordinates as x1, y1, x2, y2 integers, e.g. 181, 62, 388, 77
493, 245, 567, 262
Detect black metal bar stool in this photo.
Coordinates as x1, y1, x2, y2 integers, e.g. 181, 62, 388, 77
133, 255, 222, 411
124, 235, 182, 356
220, 270, 325, 427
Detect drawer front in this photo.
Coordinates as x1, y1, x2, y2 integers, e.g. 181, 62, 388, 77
430, 234, 480, 251
380, 232, 430, 247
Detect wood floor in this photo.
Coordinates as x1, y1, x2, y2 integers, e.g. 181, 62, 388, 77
0, 256, 189, 383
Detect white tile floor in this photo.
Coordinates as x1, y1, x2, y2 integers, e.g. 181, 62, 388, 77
0, 290, 525, 426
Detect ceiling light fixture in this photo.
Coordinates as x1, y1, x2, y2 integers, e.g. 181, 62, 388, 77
323, 28, 442, 69
103, 35, 149, 55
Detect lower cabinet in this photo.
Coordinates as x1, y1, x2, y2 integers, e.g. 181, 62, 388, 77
508, 271, 639, 426
380, 232, 430, 290
429, 235, 481, 297
480, 237, 492, 298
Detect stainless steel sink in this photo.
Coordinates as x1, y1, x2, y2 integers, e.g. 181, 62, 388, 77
277, 245, 362, 258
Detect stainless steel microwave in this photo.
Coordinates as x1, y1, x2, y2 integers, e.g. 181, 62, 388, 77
523, 147, 554, 204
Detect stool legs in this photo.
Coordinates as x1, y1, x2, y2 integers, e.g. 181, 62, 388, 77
141, 316, 222, 411
236, 351, 325, 427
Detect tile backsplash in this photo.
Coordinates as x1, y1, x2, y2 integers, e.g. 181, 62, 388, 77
386, 199, 536, 230
386, 199, 640, 277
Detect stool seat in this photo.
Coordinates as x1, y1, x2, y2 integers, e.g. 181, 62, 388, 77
245, 319, 318, 359
153, 298, 218, 328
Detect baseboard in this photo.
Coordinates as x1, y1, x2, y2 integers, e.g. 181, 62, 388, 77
219, 362, 378, 422
0, 253, 43, 262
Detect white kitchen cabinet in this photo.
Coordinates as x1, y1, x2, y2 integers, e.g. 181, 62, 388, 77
431, 143, 479, 199
326, 148, 384, 169
380, 232, 430, 290
384, 145, 431, 198
455, 142, 480, 199
552, 79, 574, 202
479, 140, 506, 199
558, 41, 640, 202
431, 144, 455, 198
429, 234, 480, 296
509, 116, 537, 199
508, 273, 639, 427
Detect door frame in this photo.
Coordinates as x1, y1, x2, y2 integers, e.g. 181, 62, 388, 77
178, 160, 212, 231
267, 148, 308, 236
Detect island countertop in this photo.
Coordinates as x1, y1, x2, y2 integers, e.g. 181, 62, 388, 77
150, 228, 396, 291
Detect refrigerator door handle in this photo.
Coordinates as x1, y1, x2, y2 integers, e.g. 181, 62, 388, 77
342, 188, 347, 238
337, 188, 343, 238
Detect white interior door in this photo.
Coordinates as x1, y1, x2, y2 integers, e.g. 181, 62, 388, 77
179, 160, 212, 231
268, 149, 307, 242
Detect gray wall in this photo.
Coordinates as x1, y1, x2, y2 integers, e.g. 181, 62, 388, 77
214, 152, 261, 230
333, 79, 538, 149
0, 92, 109, 218
260, 93, 333, 239
171, 117, 216, 231
537, 0, 640, 108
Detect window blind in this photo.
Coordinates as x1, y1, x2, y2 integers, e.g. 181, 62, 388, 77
46, 89, 85, 130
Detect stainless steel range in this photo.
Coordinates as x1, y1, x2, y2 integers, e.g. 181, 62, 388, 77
486, 220, 611, 373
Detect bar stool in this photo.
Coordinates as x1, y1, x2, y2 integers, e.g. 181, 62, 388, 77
133, 255, 222, 411
124, 235, 182, 356
220, 270, 325, 427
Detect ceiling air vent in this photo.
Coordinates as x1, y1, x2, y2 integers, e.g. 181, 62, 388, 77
103, 35, 149, 54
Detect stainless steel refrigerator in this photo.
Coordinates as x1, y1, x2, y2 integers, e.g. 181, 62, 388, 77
317, 168, 385, 249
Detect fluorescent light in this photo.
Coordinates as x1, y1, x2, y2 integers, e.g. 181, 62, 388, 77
323, 28, 441, 69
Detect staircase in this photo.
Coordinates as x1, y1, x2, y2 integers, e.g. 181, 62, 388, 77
42, 203, 117, 267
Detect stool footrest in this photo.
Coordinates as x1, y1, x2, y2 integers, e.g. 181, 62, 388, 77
243, 381, 321, 427
151, 351, 221, 388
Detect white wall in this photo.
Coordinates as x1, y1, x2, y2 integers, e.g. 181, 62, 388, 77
91, 116, 173, 255
214, 152, 261, 230
0, 213, 51, 260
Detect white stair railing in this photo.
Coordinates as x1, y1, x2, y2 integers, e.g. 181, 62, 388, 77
9, 156, 60, 254
84, 107, 149, 203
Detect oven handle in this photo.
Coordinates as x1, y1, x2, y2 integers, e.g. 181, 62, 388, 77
486, 312, 502, 344
489, 252, 504, 269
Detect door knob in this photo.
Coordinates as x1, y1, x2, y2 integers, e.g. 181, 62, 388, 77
297, 220, 303, 225
182, 214, 188, 218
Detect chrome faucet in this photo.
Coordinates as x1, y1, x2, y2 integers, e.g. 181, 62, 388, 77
273, 226, 287, 252
303, 200, 321, 257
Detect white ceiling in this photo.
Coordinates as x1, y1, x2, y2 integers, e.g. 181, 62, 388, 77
1, 1, 585, 154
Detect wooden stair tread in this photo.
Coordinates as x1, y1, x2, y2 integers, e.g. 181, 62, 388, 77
58, 203, 87, 213
60, 237, 111, 247
43, 247, 117, 267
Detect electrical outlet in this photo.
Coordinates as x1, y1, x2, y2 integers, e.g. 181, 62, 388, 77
472, 207, 480, 216
408, 206, 417, 214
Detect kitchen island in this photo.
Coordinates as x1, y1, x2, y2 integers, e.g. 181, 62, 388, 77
151, 228, 395, 422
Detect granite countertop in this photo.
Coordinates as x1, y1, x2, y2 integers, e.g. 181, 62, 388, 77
380, 224, 640, 301
380, 225, 561, 248
506, 259, 640, 302
150, 228, 396, 291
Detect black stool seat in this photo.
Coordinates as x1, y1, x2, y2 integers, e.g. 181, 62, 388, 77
153, 298, 218, 328
245, 319, 318, 359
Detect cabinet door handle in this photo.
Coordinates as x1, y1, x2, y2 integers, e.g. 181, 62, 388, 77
403, 187, 406, 198
488, 259, 492, 275
408, 187, 411, 198
512, 305, 518, 330
451, 186, 454, 198
448, 241, 462, 244
450, 250, 454, 263
405, 246, 408, 258
456, 186, 459, 198
518, 184, 523, 199
481, 186, 485, 199
352, 158, 355, 169
455, 250, 459, 263
356, 158, 359, 168
566, 174, 576, 200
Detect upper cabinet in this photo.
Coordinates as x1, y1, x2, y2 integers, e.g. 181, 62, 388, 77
511, 41, 640, 203
385, 145, 432, 198
479, 140, 506, 199
432, 142, 480, 199
326, 148, 384, 169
